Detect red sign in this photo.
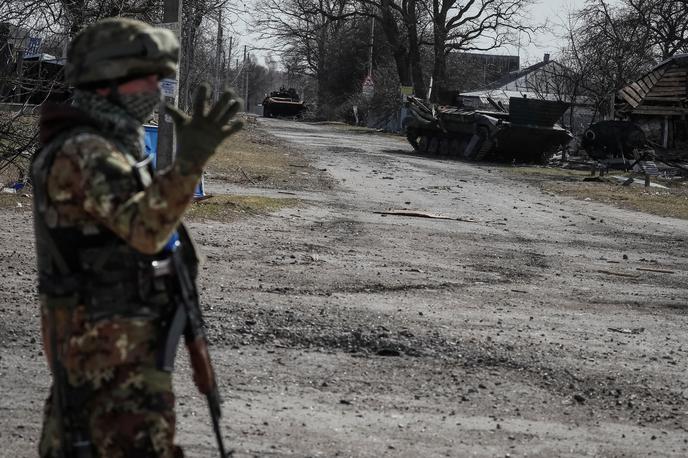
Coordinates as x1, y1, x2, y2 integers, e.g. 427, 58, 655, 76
362, 76, 374, 98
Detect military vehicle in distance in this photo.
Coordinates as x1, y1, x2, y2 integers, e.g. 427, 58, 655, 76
580, 121, 648, 161
405, 96, 572, 163
262, 87, 307, 118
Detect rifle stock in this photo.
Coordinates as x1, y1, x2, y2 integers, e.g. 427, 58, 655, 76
187, 336, 215, 395
171, 245, 230, 457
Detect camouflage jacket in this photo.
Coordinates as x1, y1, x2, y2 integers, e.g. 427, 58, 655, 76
37, 91, 200, 253
34, 92, 199, 384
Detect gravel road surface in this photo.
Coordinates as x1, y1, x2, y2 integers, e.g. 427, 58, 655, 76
1, 118, 686, 457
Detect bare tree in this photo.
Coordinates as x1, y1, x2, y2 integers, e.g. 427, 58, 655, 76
534, 0, 657, 131
572, 0, 654, 116
0, 0, 238, 183
53, 0, 164, 36
255, 0, 362, 116
358, 0, 430, 97
625, 0, 688, 60
1, 1, 69, 185
178, 0, 246, 109
425, 0, 537, 101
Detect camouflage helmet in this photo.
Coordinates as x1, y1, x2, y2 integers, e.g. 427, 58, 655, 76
65, 17, 179, 87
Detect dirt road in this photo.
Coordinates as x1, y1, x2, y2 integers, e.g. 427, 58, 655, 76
1, 118, 687, 457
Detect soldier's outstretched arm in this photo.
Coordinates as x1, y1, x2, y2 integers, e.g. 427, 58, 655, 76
166, 84, 243, 177
46, 85, 243, 254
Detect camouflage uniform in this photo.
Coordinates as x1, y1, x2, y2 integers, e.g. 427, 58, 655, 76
33, 18, 242, 458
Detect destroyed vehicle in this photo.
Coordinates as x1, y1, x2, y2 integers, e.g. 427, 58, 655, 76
578, 121, 687, 177
404, 96, 572, 163
262, 87, 307, 118
581, 121, 649, 162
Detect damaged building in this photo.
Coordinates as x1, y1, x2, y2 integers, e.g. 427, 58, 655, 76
615, 54, 688, 159
0, 23, 68, 105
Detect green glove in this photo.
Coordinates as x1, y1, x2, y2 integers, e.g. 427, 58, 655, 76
166, 83, 243, 175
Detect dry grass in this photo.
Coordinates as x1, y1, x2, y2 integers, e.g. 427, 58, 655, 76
206, 119, 333, 193
500, 166, 688, 220
192, 121, 306, 222
0, 113, 37, 186
500, 166, 591, 179
207, 123, 301, 186
543, 180, 688, 220
0, 193, 32, 210
186, 195, 299, 223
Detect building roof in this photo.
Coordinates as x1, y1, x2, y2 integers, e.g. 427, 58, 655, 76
459, 56, 568, 103
461, 89, 559, 103
23, 53, 65, 65
617, 54, 688, 117
484, 60, 551, 90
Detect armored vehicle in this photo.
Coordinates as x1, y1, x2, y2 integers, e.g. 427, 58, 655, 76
405, 96, 572, 162
262, 87, 307, 118
581, 121, 648, 161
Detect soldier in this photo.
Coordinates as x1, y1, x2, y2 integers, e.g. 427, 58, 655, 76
33, 17, 242, 457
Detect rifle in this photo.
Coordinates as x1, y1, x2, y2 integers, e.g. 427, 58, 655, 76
165, 240, 230, 458
48, 309, 93, 458
35, 207, 93, 457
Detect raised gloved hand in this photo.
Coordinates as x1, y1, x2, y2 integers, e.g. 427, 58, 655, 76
166, 83, 243, 174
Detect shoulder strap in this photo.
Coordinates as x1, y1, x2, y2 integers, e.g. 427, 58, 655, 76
177, 223, 203, 278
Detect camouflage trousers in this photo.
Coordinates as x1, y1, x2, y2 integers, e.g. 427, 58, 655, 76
39, 294, 184, 457
39, 363, 183, 458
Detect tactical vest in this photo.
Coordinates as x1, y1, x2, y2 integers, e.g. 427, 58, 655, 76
32, 126, 196, 321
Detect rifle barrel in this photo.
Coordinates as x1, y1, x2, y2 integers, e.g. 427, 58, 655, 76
208, 392, 228, 457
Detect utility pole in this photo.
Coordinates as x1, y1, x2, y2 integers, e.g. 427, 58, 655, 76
227, 36, 233, 76
15, 49, 24, 104
368, 17, 374, 78
157, 0, 183, 170
243, 45, 249, 113
214, 9, 223, 102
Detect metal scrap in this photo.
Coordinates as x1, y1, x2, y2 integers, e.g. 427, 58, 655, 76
636, 267, 675, 274
608, 327, 645, 335
596, 269, 640, 278
375, 209, 477, 223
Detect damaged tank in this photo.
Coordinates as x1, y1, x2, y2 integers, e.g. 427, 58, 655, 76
580, 120, 648, 161
404, 96, 572, 163
262, 87, 307, 118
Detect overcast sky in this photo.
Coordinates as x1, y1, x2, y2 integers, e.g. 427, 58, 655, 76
509, 0, 588, 65
242, 0, 594, 68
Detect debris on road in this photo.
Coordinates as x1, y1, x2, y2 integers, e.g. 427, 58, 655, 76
636, 267, 675, 274
611, 175, 668, 189
573, 394, 587, 404
377, 348, 402, 357
375, 209, 477, 223
596, 269, 640, 278
238, 166, 256, 184
608, 327, 645, 335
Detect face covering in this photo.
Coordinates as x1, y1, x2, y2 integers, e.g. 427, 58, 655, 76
117, 88, 161, 123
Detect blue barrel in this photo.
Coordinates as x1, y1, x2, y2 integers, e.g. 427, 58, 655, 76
143, 125, 159, 168
143, 124, 204, 198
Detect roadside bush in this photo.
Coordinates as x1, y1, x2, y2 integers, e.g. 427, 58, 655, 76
0, 111, 38, 187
